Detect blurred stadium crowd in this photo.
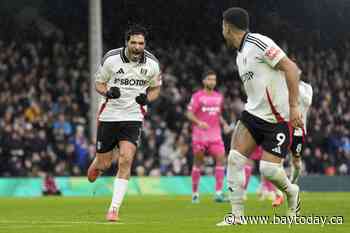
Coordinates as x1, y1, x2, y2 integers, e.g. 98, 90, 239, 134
0, 2, 350, 177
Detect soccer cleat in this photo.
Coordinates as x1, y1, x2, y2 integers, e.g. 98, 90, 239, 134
216, 220, 232, 226
192, 193, 200, 204
272, 194, 284, 207
286, 184, 301, 216
216, 214, 245, 226
214, 192, 229, 203
106, 207, 119, 222
87, 165, 102, 183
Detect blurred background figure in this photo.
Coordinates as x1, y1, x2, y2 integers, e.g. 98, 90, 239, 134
42, 173, 61, 196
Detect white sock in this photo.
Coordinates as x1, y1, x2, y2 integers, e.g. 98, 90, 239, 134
109, 178, 128, 211
290, 160, 302, 184
260, 160, 294, 195
227, 149, 247, 216
216, 190, 222, 195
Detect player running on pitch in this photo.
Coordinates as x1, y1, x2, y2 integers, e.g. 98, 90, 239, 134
218, 7, 303, 225
186, 70, 230, 203
87, 25, 162, 221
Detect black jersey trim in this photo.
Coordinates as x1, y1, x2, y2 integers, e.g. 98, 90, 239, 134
144, 50, 159, 64
246, 39, 266, 51
238, 32, 249, 52
247, 35, 268, 49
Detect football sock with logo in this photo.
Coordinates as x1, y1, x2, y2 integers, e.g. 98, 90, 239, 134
227, 150, 247, 216
290, 159, 302, 184
109, 178, 128, 212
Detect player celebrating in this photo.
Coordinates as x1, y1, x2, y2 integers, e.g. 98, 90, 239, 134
218, 8, 303, 225
87, 25, 161, 221
186, 70, 230, 203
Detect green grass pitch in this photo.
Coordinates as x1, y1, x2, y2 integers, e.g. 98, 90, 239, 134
0, 193, 348, 233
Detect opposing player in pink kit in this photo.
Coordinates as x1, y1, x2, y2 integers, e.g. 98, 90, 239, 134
186, 70, 230, 203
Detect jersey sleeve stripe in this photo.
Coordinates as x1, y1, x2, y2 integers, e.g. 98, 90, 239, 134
144, 50, 159, 64
101, 48, 122, 65
247, 35, 268, 48
246, 40, 266, 51
145, 54, 159, 64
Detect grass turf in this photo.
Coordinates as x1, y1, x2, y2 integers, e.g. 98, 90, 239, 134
0, 193, 348, 233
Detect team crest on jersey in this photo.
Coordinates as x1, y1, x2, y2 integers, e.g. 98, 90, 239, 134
265, 47, 281, 60
140, 68, 147, 75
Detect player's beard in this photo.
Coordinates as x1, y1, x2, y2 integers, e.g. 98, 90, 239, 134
205, 85, 215, 91
129, 49, 143, 62
224, 37, 235, 49
225, 40, 235, 49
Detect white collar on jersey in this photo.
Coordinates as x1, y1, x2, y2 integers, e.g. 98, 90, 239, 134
238, 32, 250, 53
121, 47, 146, 64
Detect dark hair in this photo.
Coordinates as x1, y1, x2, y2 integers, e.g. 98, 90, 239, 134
202, 69, 217, 80
125, 24, 147, 42
223, 7, 249, 30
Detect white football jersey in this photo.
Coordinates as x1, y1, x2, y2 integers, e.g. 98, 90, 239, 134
95, 47, 161, 122
236, 32, 289, 123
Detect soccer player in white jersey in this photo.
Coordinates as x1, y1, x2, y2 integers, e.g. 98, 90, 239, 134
217, 8, 304, 225
87, 25, 162, 221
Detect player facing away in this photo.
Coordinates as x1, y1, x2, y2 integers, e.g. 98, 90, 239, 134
186, 70, 230, 203
87, 25, 162, 221
218, 8, 304, 225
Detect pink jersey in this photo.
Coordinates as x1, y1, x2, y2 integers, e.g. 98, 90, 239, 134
187, 90, 224, 142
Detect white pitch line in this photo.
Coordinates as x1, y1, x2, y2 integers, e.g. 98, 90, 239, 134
0, 225, 73, 229
0, 220, 124, 225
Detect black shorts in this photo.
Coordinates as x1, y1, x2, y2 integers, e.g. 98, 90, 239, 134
239, 111, 291, 158
290, 128, 305, 157
96, 121, 142, 153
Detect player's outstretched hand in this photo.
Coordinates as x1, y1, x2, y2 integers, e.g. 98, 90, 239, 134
106, 87, 121, 99
290, 106, 303, 128
135, 93, 149, 106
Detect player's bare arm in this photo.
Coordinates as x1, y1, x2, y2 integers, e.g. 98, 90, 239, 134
147, 85, 161, 102
220, 116, 231, 134
275, 57, 303, 128
95, 81, 108, 96
135, 85, 160, 106
185, 110, 209, 129
95, 81, 121, 99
